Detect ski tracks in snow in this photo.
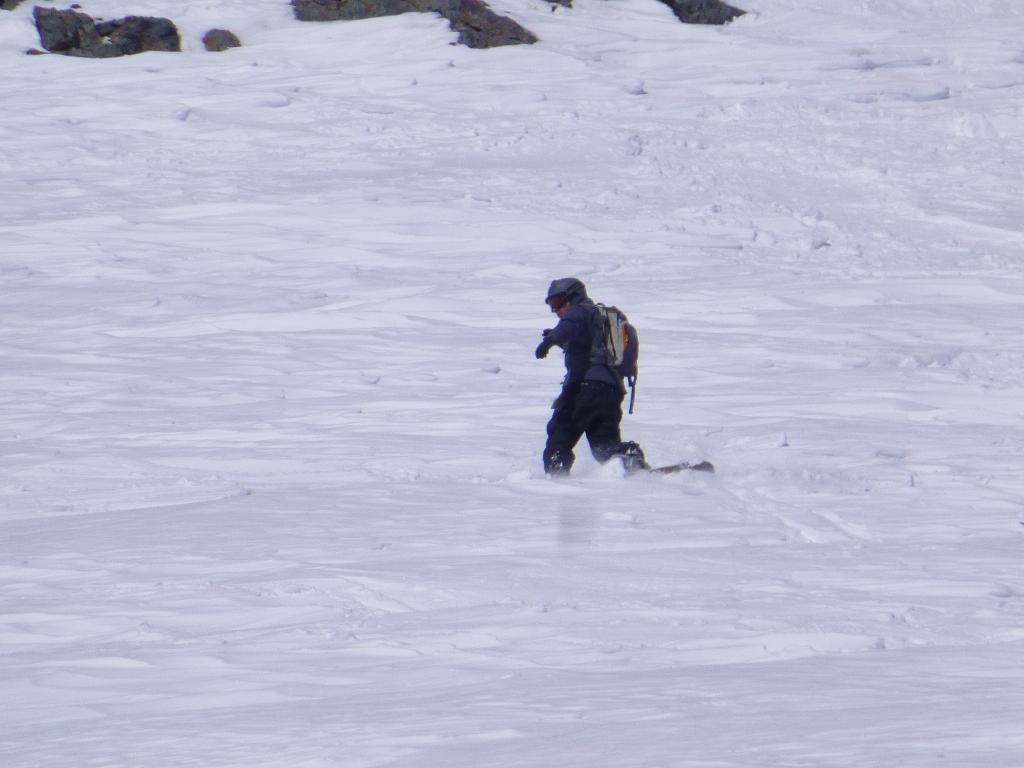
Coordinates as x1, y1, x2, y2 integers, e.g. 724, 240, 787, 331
4, 0, 1024, 765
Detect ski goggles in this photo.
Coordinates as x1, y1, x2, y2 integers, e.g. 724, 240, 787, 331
546, 295, 569, 313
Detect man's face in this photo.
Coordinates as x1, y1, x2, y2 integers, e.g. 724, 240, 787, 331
547, 295, 569, 318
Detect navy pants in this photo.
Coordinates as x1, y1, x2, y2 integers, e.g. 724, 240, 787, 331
543, 381, 645, 474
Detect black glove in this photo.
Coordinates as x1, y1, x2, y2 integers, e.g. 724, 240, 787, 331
535, 329, 554, 359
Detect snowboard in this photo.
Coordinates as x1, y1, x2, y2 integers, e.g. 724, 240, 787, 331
646, 460, 715, 474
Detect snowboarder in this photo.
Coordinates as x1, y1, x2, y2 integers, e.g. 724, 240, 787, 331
534, 277, 648, 475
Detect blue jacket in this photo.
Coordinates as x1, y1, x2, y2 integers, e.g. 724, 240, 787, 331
546, 280, 622, 393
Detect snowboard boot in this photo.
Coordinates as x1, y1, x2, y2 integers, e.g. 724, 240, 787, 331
620, 442, 649, 474
543, 449, 574, 476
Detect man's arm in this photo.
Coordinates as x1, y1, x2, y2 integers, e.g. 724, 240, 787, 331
547, 311, 584, 347
536, 313, 583, 358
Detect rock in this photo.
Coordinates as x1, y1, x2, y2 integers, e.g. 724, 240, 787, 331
94, 16, 181, 55
33, 6, 181, 58
1, 0, 25, 11
432, 0, 538, 48
294, 0, 406, 22
656, 0, 745, 25
33, 7, 103, 55
292, 0, 537, 48
202, 28, 242, 52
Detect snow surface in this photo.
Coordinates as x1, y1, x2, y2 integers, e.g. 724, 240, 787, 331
3, 0, 1024, 765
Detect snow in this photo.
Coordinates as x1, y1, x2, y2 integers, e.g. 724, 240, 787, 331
3, 0, 1024, 765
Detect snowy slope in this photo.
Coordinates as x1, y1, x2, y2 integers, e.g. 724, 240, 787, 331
3, 0, 1024, 765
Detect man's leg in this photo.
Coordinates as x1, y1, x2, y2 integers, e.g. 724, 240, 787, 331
543, 388, 584, 475
579, 382, 648, 471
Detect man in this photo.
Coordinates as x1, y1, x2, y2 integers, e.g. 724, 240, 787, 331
535, 277, 648, 475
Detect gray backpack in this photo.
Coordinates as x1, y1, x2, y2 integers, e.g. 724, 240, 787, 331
595, 304, 639, 413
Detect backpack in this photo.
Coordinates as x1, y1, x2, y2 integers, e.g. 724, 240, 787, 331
595, 303, 640, 414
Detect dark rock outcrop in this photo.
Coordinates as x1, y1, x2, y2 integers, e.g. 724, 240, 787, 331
1, 1, 26, 11
202, 28, 242, 52
33, 6, 181, 57
657, 0, 745, 25
292, 0, 537, 48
